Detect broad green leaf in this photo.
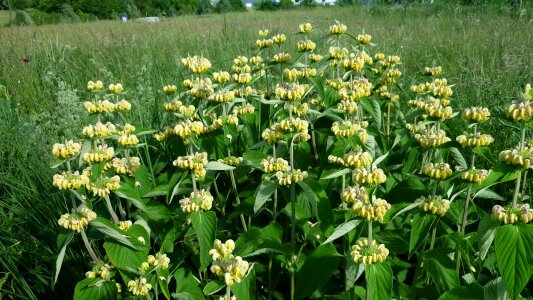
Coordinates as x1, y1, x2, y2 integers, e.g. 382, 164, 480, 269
190, 211, 217, 272
53, 231, 74, 286
423, 253, 460, 293
73, 278, 117, 300
202, 280, 225, 295
294, 243, 340, 300
242, 150, 267, 169
448, 147, 467, 169
365, 262, 393, 300
173, 268, 205, 300
322, 219, 362, 244
494, 224, 533, 300
298, 179, 334, 230
437, 283, 484, 300
409, 213, 436, 255
253, 180, 278, 214
320, 168, 352, 180
205, 161, 235, 171
91, 217, 140, 250
114, 184, 146, 212
477, 215, 500, 260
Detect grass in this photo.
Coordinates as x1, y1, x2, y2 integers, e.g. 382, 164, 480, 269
0, 3, 532, 298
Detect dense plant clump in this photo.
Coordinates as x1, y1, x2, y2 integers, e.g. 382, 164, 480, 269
48, 21, 533, 299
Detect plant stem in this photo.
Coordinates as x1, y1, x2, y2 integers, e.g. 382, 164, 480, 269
512, 123, 527, 206
80, 228, 100, 264
226, 285, 231, 300
104, 195, 120, 223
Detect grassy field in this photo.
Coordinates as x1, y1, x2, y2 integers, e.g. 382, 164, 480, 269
0, 3, 532, 298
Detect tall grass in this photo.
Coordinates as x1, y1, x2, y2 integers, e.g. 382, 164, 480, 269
0, 3, 532, 298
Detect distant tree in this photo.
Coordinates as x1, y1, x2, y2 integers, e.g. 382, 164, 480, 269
214, 0, 234, 13
229, 0, 245, 11
279, 0, 295, 9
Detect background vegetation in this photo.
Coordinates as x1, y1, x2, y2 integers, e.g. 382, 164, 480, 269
0, 2, 532, 299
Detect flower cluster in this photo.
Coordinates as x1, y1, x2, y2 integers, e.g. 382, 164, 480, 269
352, 167, 387, 185
459, 168, 489, 184
350, 238, 389, 264
462, 107, 490, 123
179, 189, 214, 213
261, 156, 289, 173
422, 162, 453, 180
492, 204, 533, 224
417, 195, 450, 216
58, 207, 97, 232
499, 145, 533, 169
209, 239, 250, 286
127, 277, 152, 296
173, 152, 209, 178
53, 171, 90, 190
456, 132, 494, 148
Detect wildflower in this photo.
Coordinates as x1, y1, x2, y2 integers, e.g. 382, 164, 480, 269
179, 189, 214, 213
459, 168, 489, 185
352, 167, 387, 185
275, 169, 308, 185
181, 56, 212, 74
351, 238, 389, 264
209, 239, 250, 286
87, 80, 104, 91
118, 220, 133, 231
356, 34, 372, 44
417, 195, 450, 216
53, 171, 90, 190
272, 33, 286, 44
127, 277, 152, 296
87, 175, 121, 197
259, 29, 269, 37
456, 132, 494, 148
52, 140, 82, 159
299, 23, 312, 33
163, 85, 177, 95
108, 83, 124, 94
261, 156, 289, 173
424, 66, 442, 76
492, 204, 533, 224
58, 207, 97, 233
82, 145, 114, 163
462, 107, 490, 123
330, 22, 347, 35
422, 162, 453, 180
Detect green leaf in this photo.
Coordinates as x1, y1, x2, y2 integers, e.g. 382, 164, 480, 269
190, 211, 217, 272
320, 168, 352, 180
437, 283, 484, 300
298, 179, 334, 231
73, 278, 117, 300
322, 219, 362, 244
494, 224, 533, 300
91, 217, 141, 250
409, 213, 436, 255
253, 180, 278, 214
294, 243, 340, 300
202, 280, 225, 295
173, 268, 205, 300
365, 262, 393, 300
205, 161, 235, 171
114, 184, 146, 212
448, 147, 467, 169
423, 253, 460, 293
477, 215, 500, 260
53, 231, 74, 286
242, 150, 267, 169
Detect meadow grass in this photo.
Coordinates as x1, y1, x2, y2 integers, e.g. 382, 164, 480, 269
0, 3, 532, 298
